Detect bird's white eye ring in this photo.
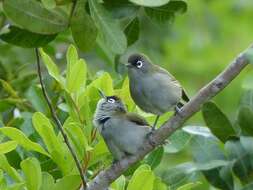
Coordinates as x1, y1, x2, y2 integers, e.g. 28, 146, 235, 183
136, 60, 143, 68
107, 98, 115, 103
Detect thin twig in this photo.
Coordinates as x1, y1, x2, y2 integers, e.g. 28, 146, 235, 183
35, 48, 87, 189
86, 44, 253, 190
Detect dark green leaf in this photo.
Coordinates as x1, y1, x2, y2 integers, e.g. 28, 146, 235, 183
71, 0, 98, 52
238, 106, 253, 136
89, 0, 127, 54
124, 17, 140, 46
3, 0, 68, 34
202, 102, 236, 143
225, 138, 253, 183
145, 0, 187, 23
242, 183, 253, 190
145, 147, 164, 169
0, 26, 56, 48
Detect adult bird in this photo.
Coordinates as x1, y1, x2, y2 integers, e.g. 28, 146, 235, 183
93, 90, 151, 161
126, 53, 189, 130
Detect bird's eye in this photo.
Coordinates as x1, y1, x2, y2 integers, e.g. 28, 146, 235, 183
107, 98, 115, 103
136, 60, 143, 68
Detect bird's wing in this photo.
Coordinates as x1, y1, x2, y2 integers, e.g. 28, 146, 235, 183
125, 113, 150, 126
182, 89, 190, 102
155, 65, 190, 102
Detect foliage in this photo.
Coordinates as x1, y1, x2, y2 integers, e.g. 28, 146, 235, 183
0, 0, 253, 190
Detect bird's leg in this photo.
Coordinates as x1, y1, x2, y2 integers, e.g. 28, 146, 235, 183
174, 104, 183, 116
152, 115, 160, 130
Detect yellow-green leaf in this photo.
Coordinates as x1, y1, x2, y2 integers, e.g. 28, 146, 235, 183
0, 141, 17, 154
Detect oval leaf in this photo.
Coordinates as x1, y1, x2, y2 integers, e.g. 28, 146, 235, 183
129, 0, 170, 7
3, 0, 68, 34
0, 141, 17, 154
202, 102, 236, 143
0, 26, 56, 48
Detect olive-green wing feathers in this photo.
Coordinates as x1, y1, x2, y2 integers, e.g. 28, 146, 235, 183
125, 113, 150, 126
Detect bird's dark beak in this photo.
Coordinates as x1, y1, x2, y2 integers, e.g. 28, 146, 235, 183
98, 89, 106, 99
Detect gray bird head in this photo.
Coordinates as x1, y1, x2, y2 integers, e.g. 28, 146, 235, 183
126, 53, 153, 74
93, 90, 127, 128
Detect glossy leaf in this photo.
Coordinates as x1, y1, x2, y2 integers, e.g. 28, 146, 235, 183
153, 177, 167, 190
89, 0, 127, 54
66, 45, 78, 84
3, 0, 67, 34
129, 0, 170, 7
111, 175, 126, 190
66, 59, 87, 93
71, 0, 98, 52
0, 26, 56, 48
40, 172, 54, 190
145, 147, 164, 169
0, 127, 49, 156
20, 157, 42, 190
238, 106, 253, 136
202, 102, 235, 143
124, 18, 140, 46
53, 175, 81, 190
0, 141, 17, 154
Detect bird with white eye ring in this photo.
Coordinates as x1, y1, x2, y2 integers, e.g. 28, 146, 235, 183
126, 53, 190, 130
93, 89, 152, 161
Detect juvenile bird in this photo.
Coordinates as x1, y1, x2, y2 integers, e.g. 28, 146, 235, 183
93, 90, 151, 161
126, 53, 189, 130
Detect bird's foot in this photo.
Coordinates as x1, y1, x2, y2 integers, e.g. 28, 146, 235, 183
174, 105, 183, 117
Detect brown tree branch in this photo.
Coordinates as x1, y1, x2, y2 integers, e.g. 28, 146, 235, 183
35, 48, 87, 189
86, 44, 253, 190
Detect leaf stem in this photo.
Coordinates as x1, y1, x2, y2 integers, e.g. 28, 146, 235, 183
35, 48, 87, 189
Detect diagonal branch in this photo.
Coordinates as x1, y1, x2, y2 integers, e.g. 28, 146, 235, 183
86, 44, 253, 190
35, 48, 87, 189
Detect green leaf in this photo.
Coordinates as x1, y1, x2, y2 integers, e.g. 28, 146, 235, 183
153, 177, 167, 190
241, 183, 253, 190
40, 172, 54, 190
0, 26, 56, 48
177, 182, 202, 190
164, 129, 191, 153
145, 147, 164, 169
161, 161, 232, 190
124, 17, 140, 46
32, 112, 73, 175
39, 48, 64, 84
190, 135, 234, 190
53, 175, 81, 190
127, 164, 155, 190
238, 106, 253, 136
0, 154, 23, 182
0, 127, 49, 156
3, 0, 67, 34
71, 0, 98, 52
89, 0, 127, 54
240, 136, 253, 155
0, 141, 17, 154
20, 157, 42, 190
66, 45, 78, 85
225, 138, 252, 183
66, 59, 87, 93
202, 102, 235, 143
0, 79, 18, 98
240, 90, 253, 109
111, 175, 126, 190
129, 0, 170, 7
145, 0, 187, 23
41, 0, 56, 9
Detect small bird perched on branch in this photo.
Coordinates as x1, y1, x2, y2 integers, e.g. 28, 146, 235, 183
126, 53, 189, 130
93, 90, 151, 161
